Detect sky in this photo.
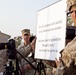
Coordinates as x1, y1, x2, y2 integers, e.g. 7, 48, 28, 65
0, 0, 58, 38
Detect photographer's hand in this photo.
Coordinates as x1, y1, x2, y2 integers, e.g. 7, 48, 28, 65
30, 37, 36, 50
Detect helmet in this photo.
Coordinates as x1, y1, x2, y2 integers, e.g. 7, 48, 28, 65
66, 0, 76, 11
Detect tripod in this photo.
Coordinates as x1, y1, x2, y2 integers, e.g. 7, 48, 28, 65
0, 39, 46, 75
0, 39, 37, 75
17, 51, 46, 75
3, 50, 22, 75
34, 60, 46, 75
3, 50, 46, 75
17, 50, 46, 75
3, 49, 37, 75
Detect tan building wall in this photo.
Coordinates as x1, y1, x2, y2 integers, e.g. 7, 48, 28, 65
0, 31, 11, 43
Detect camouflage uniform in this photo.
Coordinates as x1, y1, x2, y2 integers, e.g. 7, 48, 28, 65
54, 33, 76, 75
42, 61, 53, 75
61, 0, 76, 69
18, 29, 37, 75
62, 37, 76, 65
55, 37, 76, 75
18, 43, 36, 75
53, 0, 76, 74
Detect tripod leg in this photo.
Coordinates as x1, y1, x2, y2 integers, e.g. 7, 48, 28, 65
39, 70, 41, 75
34, 70, 37, 75
43, 68, 46, 75
3, 71, 6, 75
39, 60, 46, 75
16, 59, 23, 75
37, 63, 41, 75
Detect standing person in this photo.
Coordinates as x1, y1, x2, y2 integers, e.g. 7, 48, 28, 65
54, 0, 76, 75
62, 0, 76, 69
18, 29, 36, 75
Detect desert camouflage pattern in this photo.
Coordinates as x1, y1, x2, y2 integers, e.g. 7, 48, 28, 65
21, 29, 30, 35
62, 37, 76, 67
42, 61, 53, 75
66, 0, 76, 11
18, 43, 36, 75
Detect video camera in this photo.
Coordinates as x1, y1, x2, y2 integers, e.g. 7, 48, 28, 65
0, 39, 16, 59
0, 39, 15, 50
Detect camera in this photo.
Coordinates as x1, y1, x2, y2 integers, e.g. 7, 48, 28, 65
0, 39, 15, 50
0, 39, 16, 59
29, 36, 35, 43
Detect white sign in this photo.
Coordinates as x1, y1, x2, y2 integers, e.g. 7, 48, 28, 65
35, 0, 67, 60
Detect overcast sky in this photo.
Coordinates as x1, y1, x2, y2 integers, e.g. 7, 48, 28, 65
0, 0, 59, 38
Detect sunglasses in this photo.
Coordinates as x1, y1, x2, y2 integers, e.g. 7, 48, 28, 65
67, 10, 76, 17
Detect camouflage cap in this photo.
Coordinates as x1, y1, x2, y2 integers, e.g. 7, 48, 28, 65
66, 0, 76, 11
21, 29, 30, 35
